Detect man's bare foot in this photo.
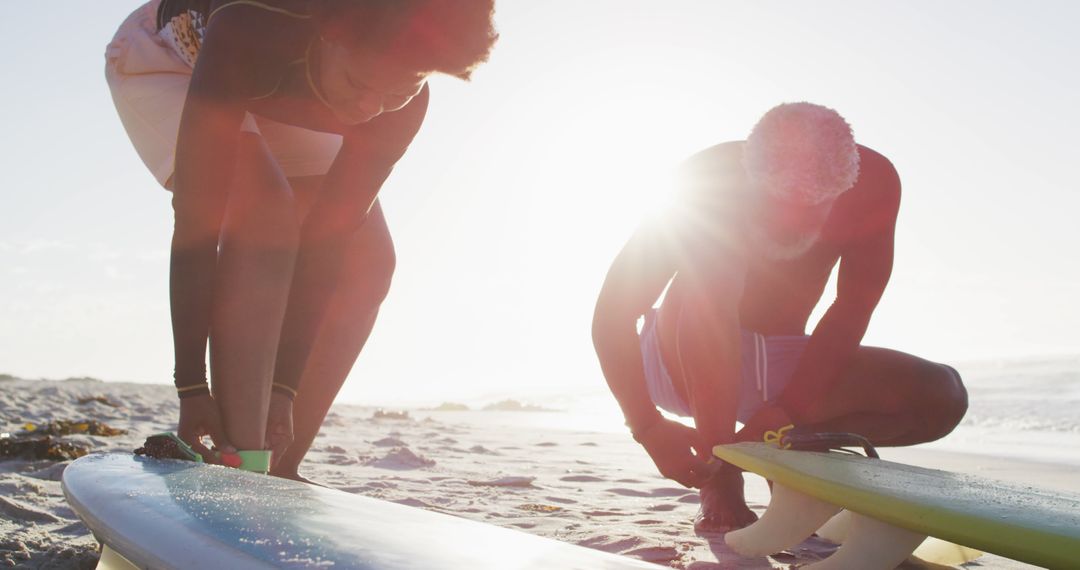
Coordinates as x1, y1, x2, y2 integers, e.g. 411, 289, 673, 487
693, 464, 758, 534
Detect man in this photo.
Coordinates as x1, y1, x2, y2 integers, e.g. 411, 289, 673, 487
592, 102, 967, 531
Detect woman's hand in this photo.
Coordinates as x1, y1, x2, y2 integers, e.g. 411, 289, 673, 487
637, 418, 711, 488
265, 392, 295, 468
178, 393, 235, 463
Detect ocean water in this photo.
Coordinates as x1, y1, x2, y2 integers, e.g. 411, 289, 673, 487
394, 355, 1080, 467
953, 356, 1080, 433
922, 356, 1080, 466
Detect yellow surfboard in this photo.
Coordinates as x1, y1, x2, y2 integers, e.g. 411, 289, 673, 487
714, 442, 1080, 569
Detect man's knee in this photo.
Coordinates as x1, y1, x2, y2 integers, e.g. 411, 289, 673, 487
922, 363, 967, 440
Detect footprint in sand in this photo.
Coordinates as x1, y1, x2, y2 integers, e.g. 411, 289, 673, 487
624, 546, 680, 565
467, 476, 536, 488
578, 442, 599, 447
535, 441, 558, 447
372, 437, 406, 447
575, 536, 642, 551
647, 503, 678, 512
560, 474, 605, 483
543, 496, 578, 505
582, 509, 624, 517
392, 497, 431, 509
604, 488, 653, 497
649, 487, 694, 498
363, 448, 435, 470
0, 496, 61, 524
677, 494, 701, 504
326, 454, 358, 465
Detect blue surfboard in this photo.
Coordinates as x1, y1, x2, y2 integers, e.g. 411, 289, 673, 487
63, 453, 660, 569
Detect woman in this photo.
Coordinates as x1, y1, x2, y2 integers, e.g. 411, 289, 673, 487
105, 0, 497, 477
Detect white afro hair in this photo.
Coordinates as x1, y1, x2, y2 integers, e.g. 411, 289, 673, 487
742, 102, 860, 205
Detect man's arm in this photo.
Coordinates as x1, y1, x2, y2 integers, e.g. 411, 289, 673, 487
594, 216, 718, 489
592, 217, 675, 434
271, 85, 430, 394
779, 161, 901, 423
671, 145, 751, 448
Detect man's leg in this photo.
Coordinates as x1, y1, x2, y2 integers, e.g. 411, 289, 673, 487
270, 176, 396, 479
789, 346, 968, 446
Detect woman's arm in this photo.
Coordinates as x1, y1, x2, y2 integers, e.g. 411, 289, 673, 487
271, 85, 431, 393
170, 16, 256, 393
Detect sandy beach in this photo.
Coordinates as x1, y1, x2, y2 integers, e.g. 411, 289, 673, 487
1, 373, 1077, 569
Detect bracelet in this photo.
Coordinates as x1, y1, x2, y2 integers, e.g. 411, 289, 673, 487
271, 383, 297, 400
176, 384, 210, 399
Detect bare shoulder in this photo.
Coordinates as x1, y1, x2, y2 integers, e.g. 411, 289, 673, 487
680, 141, 744, 180
853, 145, 901, 208
197, 0, 312, 89
828, 146, 901, 241
676, 141, 748, 209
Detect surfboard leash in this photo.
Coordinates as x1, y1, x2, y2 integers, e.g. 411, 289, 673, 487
764, 425, 880, 458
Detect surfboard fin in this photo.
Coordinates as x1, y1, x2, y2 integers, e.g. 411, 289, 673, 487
724, 483, 841, 557
727, 485, 930, 569
818, 511, 984, 566
805, 512, 926, 570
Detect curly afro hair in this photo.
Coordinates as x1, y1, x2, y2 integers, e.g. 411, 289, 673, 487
316, 0, 498, 80
742, 102, 860, 205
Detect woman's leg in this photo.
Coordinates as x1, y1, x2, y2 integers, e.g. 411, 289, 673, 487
211, 133, 300, 450
270, 176, 396, 478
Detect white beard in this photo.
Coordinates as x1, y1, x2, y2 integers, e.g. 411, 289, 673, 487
747, 224, 820, 260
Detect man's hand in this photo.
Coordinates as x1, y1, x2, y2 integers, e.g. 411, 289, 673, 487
178, 393, 234, 463
265, 392, 294, 469
736, 404, 794, 443
637, 418, 711, 488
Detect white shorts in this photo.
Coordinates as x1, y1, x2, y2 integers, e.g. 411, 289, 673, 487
104, 0, 342, 189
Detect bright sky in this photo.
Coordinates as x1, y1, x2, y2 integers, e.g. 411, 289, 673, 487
2, 2, 1078, 406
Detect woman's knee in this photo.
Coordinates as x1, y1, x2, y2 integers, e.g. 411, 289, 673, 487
369, 245, 397, 301
343, 236, 397, 305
